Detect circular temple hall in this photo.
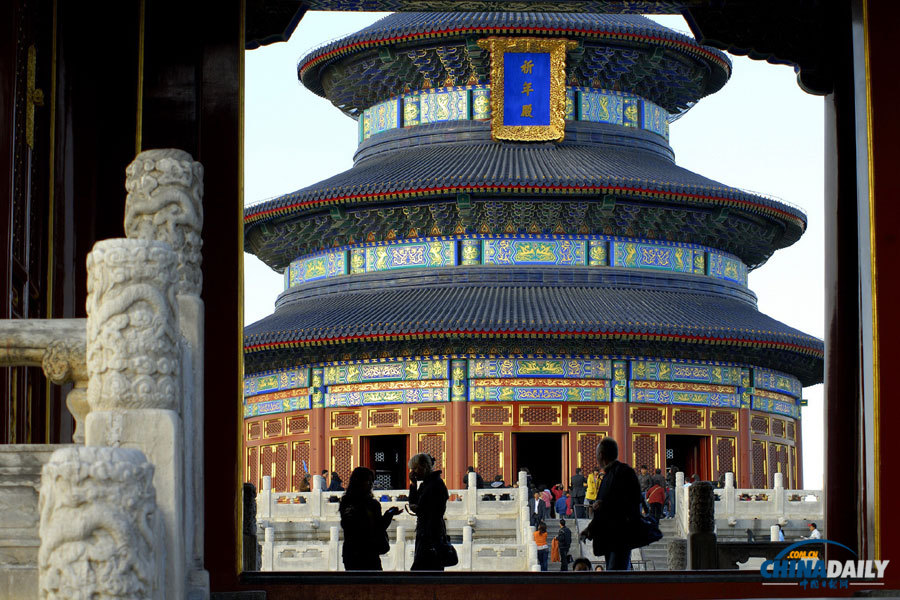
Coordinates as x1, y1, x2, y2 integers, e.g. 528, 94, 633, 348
242, 13, 823, 494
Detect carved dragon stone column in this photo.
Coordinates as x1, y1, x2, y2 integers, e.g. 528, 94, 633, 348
124, 148, 207, 598
38, 446, 164, 599
84, 238, 185, 600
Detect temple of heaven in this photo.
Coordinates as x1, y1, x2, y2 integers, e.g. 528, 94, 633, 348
242, 13, 823, 494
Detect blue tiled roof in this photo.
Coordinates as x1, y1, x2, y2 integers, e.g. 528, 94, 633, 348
243, 267, 823, 384
244, 121, 806, 266
300, 13, 729, 79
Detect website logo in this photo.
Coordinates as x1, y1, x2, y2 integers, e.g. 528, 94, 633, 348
761, 539, 889, 591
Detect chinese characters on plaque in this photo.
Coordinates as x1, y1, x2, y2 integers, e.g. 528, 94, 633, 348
477, 37, 576, 142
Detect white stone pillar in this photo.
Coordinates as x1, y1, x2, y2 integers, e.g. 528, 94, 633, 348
770, 525, 780, 542
262, 527, 275, 571
467, 472, 478, 515
311, 474, 323, 518
329, 526, 340, 571
462, 525, 473, 570
259, 476, 273, 521
39, 446, 164, 599
125, 149, 207, 599
773, 472, 785, 513
675, 471, 686, 537
394, 526, 407, 571
724, 471, 735, 516
84, 238, 185, 600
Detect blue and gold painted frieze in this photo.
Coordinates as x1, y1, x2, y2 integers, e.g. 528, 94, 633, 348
612, 241, 694, 273
470, 379, 610, 402
630, 360, 744, 386
469, 358, 611, 379
326, 385, 450, 407
360, 97, 401, 142
630, 386, 741, 408
290, 249, 347, 285
365, 240, 456, 272
420, 88, 470, 125
579, 89, 623, 125
323, 359, 448, 385
355, 85, 670, 143
707, 252, 749, 286
482, 238, 586, 265
284, 234, 749, 292
753, 388, 800, 418
243, 356, 802, 418
753, 367, 802, 398
244, 368, 310, 397
243, 388, 311, 417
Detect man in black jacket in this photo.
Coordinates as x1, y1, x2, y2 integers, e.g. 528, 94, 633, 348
569, 468, 587, 518
580, 437, 642, 570
556, 519, 573, 571
530, 491, 548, 527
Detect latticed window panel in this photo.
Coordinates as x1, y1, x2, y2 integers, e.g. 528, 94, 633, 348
292, 441, 310, 491
410, 407, 444, 426
771, 419, 785, 438
568, 406, 607, 425
247, 446, 259, 487
332, 411, 361, 430
471, 405, 511, 426
715, 436, 736, 477
630, 406, 664, 427
786, 422, 796, 441
247, 421, 262, 441
768, 443, 790, 487
750, 415, 769, 435
264, 418, 283, 438
331, 437, 354, 485
631, 433, 659, 470
260, 443, 289, 492
474, 433, 502, 484
710, 410, 737, 431
672, 408, 704, 429
287, 415, 309, 435
751, 440, 767, 488
369, 408, 401, 428
418, 433, 445, 473
577, 432, 605, 473
520, 405, 560, 425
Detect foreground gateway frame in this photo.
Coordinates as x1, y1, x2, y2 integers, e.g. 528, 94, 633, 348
0, 0, 895, 597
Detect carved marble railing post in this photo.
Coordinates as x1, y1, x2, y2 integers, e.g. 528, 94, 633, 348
686, 481, 717, 569
38, 446, 164, 599
0, 319, 87, 442
84, 238, 185, 600
125, 148, 208, 598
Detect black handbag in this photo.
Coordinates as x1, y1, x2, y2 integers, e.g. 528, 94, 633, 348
629, 502, 663, 549
437, 536, 459, 567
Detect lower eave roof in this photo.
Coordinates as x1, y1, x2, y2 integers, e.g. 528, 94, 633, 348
243, 272, 823, 384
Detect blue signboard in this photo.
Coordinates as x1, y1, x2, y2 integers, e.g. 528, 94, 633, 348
503, 52, 551, 126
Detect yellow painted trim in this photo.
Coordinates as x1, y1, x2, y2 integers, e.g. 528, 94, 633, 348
862, 0, 880, 559
135, 0, 145, 154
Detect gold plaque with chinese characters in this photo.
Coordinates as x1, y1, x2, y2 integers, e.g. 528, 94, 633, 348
477, 37, 576, 142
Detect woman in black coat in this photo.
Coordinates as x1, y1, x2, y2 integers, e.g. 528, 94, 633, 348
339, 467, 400, 570
407, 453, 449, 571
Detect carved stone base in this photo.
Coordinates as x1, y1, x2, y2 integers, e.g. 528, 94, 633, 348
86, 409, 185, 600
38, 446, 163, 599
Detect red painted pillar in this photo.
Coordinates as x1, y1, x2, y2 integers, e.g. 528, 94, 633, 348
449, 359, 468, 486
738, 408, 751, 488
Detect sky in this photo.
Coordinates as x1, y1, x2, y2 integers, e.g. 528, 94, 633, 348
243, 12, 826, 489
